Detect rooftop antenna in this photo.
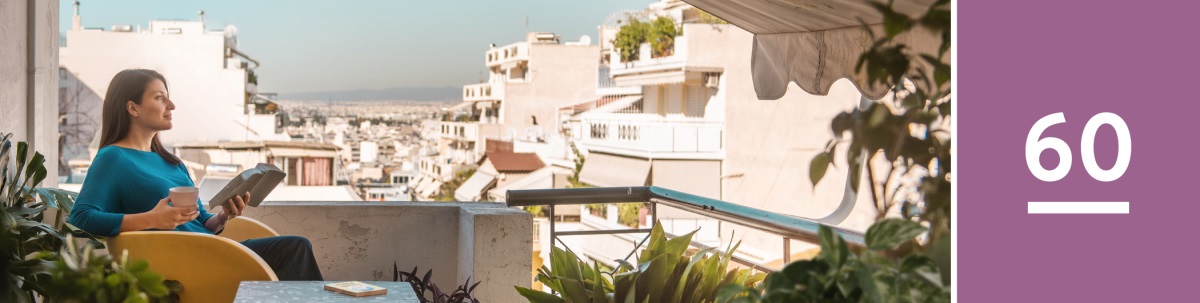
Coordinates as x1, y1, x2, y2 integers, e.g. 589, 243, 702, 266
524, 16, 529, 32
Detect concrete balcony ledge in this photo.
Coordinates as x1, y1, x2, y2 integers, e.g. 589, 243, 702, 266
241, 201, 532, 302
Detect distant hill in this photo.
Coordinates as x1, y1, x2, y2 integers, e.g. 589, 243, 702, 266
281, 86, 461, 102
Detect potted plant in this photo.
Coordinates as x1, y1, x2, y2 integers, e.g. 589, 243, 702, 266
0, 132, 177, 302
516, 222, 764, 303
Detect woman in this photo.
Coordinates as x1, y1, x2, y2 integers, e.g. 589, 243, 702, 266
68, 69, 323, 281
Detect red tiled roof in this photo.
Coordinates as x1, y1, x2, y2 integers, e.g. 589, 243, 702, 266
486, 152, 545, 172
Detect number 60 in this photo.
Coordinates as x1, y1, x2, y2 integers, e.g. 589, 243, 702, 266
1025, 112, 1131, 182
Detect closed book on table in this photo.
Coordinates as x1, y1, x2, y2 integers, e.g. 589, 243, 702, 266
324, 281, 388, 297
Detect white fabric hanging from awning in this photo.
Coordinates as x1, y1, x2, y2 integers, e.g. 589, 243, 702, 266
682, 0, 943, 100
579, 152, 651, 187
751, 25, 942, 100
454, 171, 497, 201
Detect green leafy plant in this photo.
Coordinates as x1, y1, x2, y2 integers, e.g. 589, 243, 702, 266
613, 16, 682, 62
584, 204, 605, 217
647, 17, 681, 58
613, 17, 648, 63
393, 263, 481, 303
31, 235, 182, 303
436, 168, 477, 201
565, 142, 586, 188
1, 133, 177, 302
2, 133, 76, 302
718, 219, 948, 303
523, 205, 546, 217
516, 222, 764, 303
694, 9, 728, 25
617, 203, 643, 228
807, 0, 951, 280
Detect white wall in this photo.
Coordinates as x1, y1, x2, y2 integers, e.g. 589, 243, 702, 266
360, 141, 378, 163
1, 0, 60, 186
501, 44, 599, 141
59, 22, 256, 150
242, 202, 532, 302
712, 24, 880, 258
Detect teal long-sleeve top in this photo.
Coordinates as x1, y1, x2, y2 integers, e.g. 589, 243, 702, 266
68, 145, 216, 237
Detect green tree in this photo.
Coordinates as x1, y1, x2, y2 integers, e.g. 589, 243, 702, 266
613, 17, 648, 62
647, 17, 681, 58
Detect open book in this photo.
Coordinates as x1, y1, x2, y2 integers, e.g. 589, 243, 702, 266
207, 163, 286, 210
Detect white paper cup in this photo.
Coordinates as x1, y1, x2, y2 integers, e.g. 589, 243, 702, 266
168, 186, 199, 209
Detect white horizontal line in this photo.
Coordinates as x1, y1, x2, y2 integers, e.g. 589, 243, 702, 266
1027, 202, 1129, 214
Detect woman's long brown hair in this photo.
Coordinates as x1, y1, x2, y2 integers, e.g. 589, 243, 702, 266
98, 69, 182, 165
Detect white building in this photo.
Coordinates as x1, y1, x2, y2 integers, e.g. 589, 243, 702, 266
359, 141, 379, 164
59, 7, 288, 156
561, 0, 880, 268
173, 141, 360, 202
413, 32, 602, 201
440, 32, 600, 164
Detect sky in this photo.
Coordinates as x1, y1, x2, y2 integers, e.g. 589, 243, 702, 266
60, 0, 653, 95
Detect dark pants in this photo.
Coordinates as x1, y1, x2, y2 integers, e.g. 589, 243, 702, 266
240, 236, 324, 281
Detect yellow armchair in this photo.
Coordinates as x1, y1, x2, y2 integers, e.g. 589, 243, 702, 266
218, 217, 282, 242
106, 217, 282, 302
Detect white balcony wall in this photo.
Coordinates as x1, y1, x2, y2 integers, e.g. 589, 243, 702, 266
578, 113, 722, 159
463, 82, 504, 102
247, 114, 288, 140
485, 42, 530, 68
440, 121, 480, 142
241, 202, 532, 303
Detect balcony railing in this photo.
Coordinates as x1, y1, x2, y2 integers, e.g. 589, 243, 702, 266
596, 66, 641, 96
576, 113, 723, 159
506, 186, 865, 272
486, 42, 530, 67
463, 83, 504, 101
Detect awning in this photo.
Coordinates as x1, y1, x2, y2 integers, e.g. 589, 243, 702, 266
579, 152, 651, 187
268, 147, 338, 158
682, 0, 943, 100
585, 95, 643, 115
413, 176, 433, 195
420, 181, 443, 199
454, 171, 497, 201
613, 70, 686, 87
488, 167, 555, 202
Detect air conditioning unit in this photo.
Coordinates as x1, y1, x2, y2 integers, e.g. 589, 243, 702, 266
704, 72, 721, 88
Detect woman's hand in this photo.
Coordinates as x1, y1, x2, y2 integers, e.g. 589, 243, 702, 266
147, 196, 199, 229
220, 192, 250, 220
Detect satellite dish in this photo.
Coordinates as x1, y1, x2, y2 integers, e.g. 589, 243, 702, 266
578, 35, 592, 46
